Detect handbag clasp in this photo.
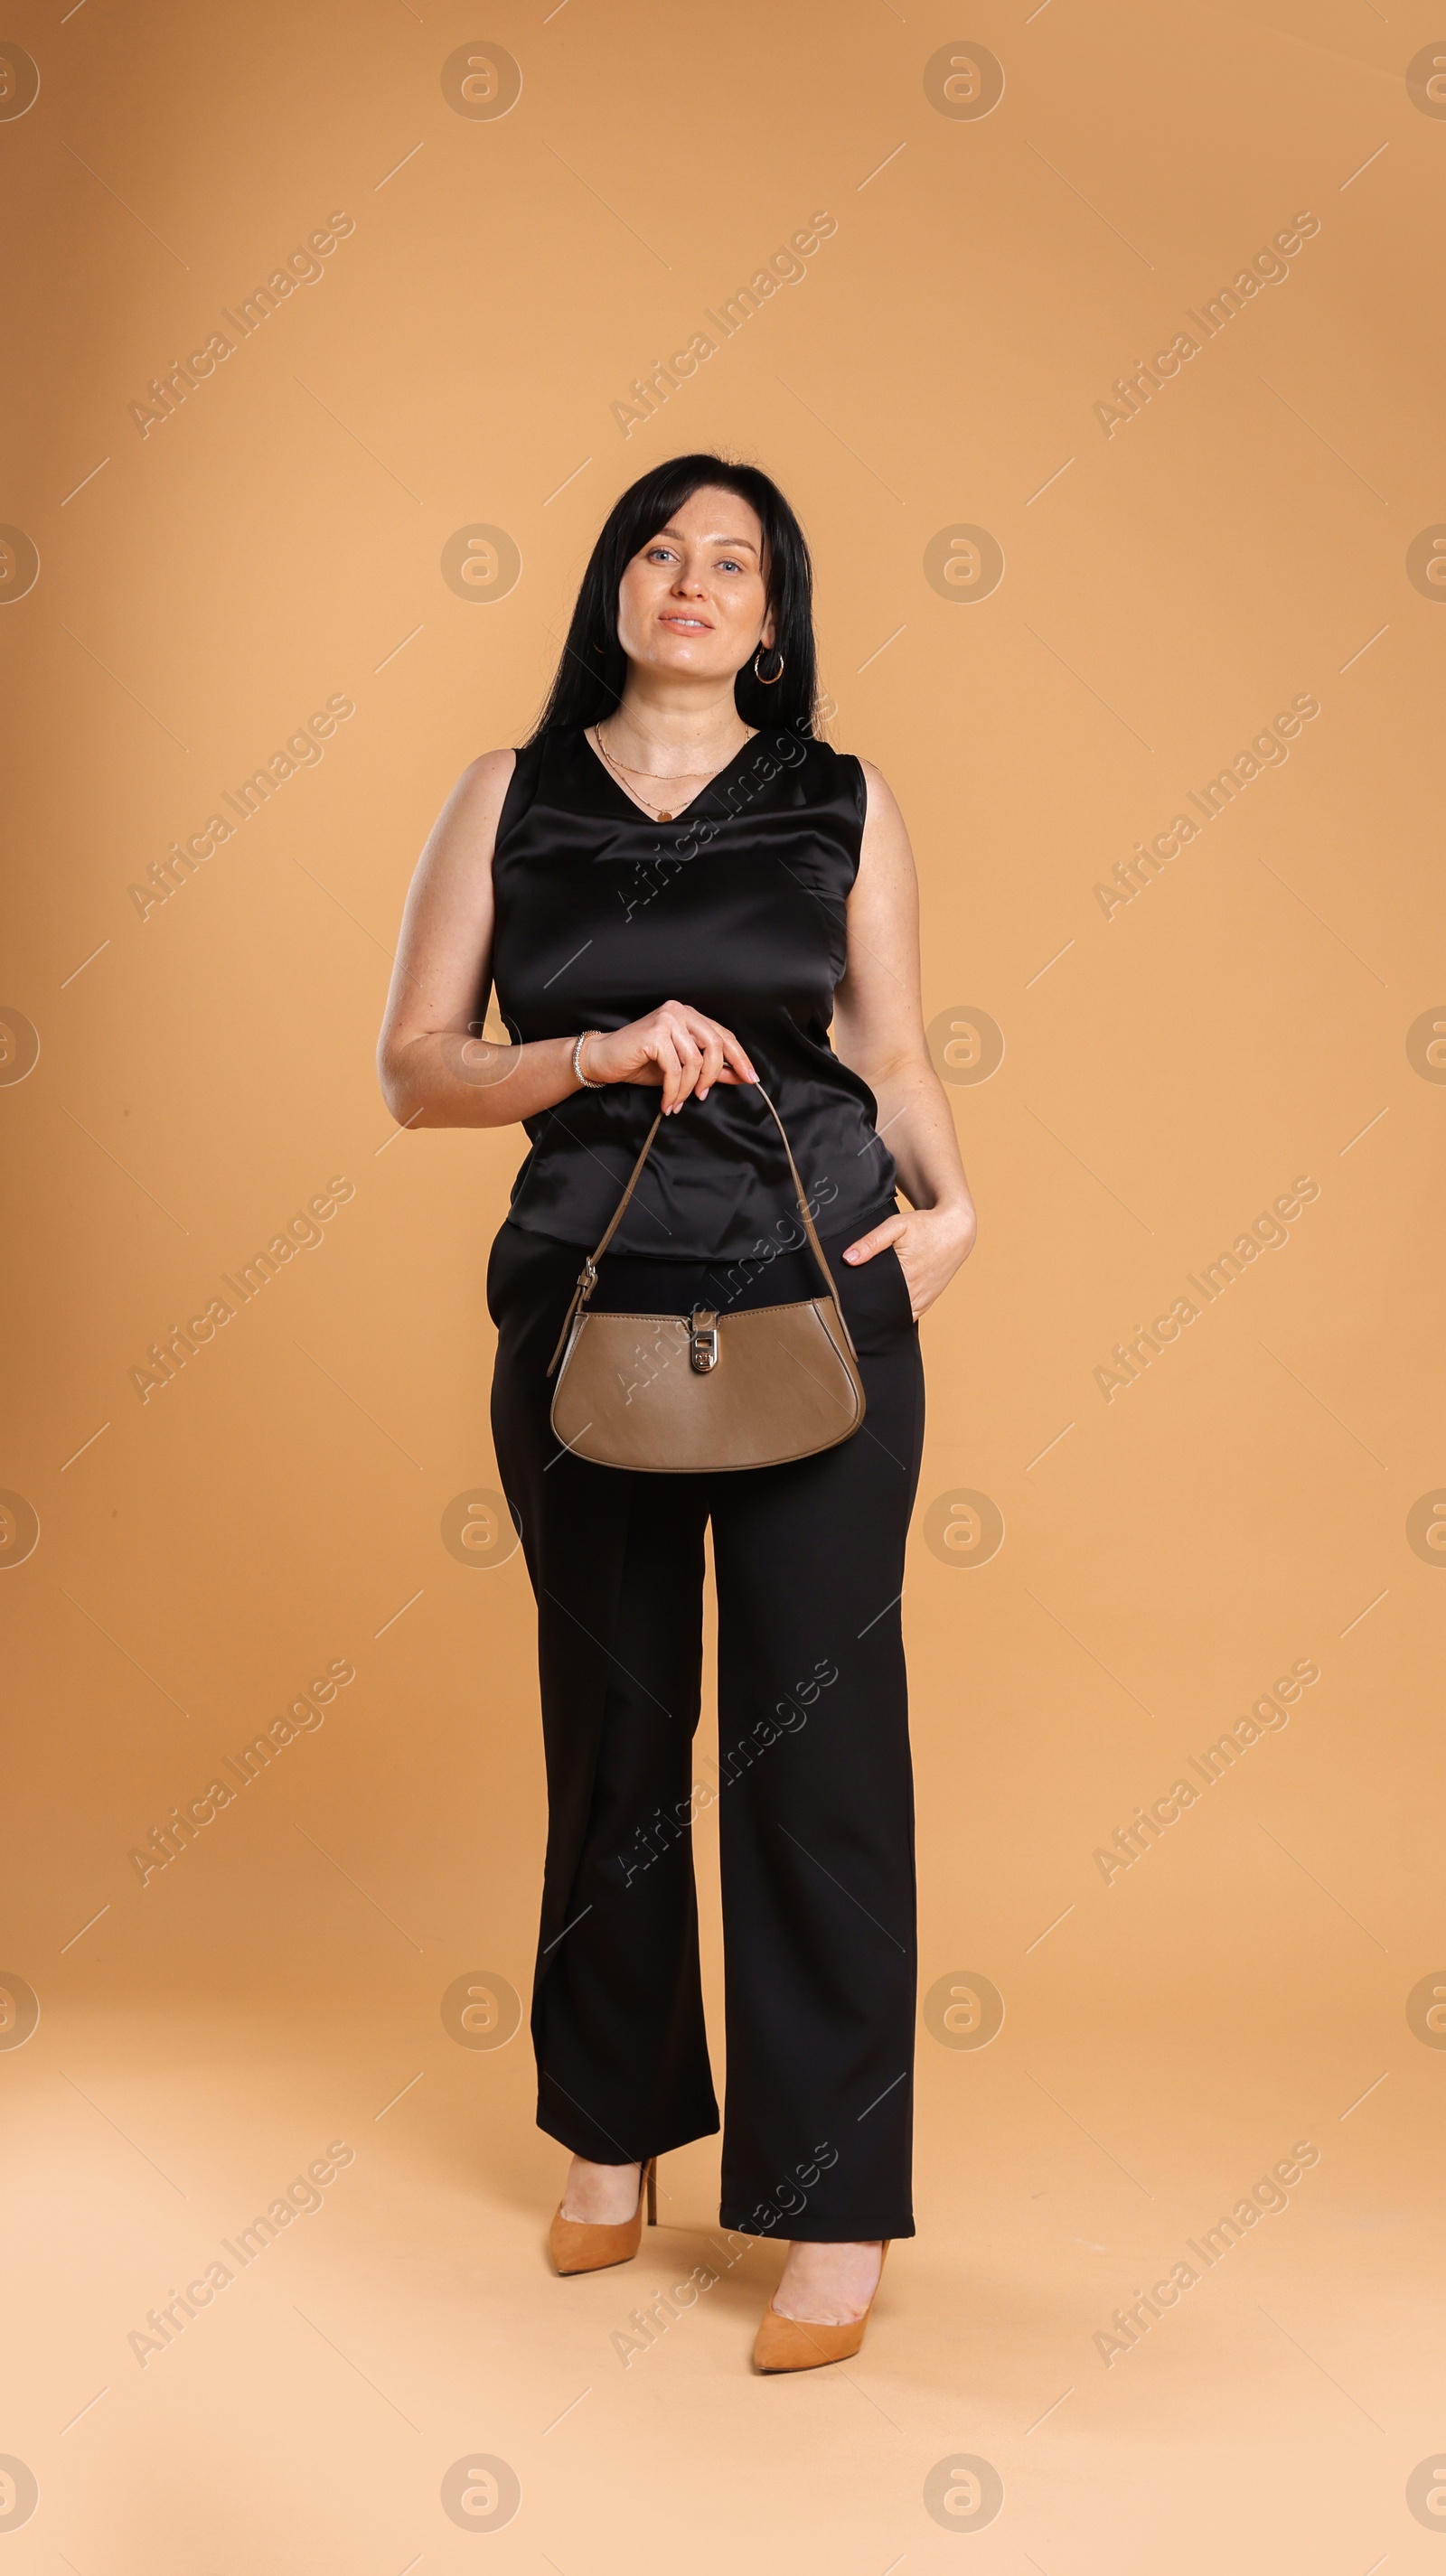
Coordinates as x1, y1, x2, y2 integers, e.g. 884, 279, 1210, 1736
689, 1308, 718, 1373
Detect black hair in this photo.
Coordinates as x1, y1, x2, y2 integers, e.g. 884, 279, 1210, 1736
525, 453, 819, 743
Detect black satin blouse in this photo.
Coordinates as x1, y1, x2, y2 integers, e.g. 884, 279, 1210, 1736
489, 723, 900, 1262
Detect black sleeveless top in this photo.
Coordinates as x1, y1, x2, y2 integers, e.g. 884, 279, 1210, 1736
489, 724, 900, 1261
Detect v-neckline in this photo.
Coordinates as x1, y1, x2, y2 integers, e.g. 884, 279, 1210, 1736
580, 723, 760, 825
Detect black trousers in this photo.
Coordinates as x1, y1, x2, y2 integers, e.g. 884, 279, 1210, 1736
487, 1215, 925, 2241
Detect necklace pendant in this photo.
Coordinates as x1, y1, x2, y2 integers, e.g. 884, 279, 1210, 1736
656, 810, 672, 822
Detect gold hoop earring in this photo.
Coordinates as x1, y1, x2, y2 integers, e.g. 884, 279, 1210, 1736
753, 643, 785, 686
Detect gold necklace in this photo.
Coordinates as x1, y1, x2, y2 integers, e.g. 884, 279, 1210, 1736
591, 724, 754, 823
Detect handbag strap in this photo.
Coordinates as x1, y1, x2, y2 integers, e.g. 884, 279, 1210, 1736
545, 1083, 859, 1376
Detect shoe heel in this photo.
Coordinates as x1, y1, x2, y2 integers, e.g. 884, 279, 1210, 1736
549, 2156, 657, 2277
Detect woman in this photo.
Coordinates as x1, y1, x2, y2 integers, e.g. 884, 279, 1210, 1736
378, 454, 976, 2370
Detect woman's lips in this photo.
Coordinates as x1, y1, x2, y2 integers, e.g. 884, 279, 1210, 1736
659, 614, 711, 630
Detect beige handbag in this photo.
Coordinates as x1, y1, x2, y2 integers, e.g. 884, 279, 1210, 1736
546, 1088, 866, 1472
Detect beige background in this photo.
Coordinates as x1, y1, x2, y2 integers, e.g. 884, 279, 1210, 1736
4, 0, 1445, 2564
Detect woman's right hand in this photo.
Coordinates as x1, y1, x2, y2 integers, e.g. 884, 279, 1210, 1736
581, 1003, 756, 1113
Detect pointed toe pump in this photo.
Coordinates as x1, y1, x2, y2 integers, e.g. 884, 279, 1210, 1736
549, 2157, 657, 2277
752, 2243, 890, 2373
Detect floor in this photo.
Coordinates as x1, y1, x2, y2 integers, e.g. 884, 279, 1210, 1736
5, 1968, 1439, 2571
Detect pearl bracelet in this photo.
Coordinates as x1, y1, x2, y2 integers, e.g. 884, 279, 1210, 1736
572, 1030, 604, 1089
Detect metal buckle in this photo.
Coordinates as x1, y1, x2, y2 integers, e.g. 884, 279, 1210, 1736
689, 1309, 718, 1373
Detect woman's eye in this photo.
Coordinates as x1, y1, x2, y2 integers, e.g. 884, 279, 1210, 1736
717, 557, 743, 574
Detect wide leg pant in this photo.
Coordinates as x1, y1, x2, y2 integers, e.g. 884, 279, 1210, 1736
487, 1215, 925, 2241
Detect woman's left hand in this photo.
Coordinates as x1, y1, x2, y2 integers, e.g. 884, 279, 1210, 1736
841, 1203, 977, 1318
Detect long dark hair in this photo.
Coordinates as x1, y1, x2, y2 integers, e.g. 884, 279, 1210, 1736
526, 454, 820, 743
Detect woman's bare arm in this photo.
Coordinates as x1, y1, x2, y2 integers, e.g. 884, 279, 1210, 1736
831, 761, 977, 1314
378, 750, 560, 1130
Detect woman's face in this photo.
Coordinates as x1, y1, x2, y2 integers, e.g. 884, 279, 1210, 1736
615, 484, 775, 687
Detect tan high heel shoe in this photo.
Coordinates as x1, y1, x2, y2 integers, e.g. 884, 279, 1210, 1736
752, 2242, 890, 2372
549, 2156, 657, 2276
